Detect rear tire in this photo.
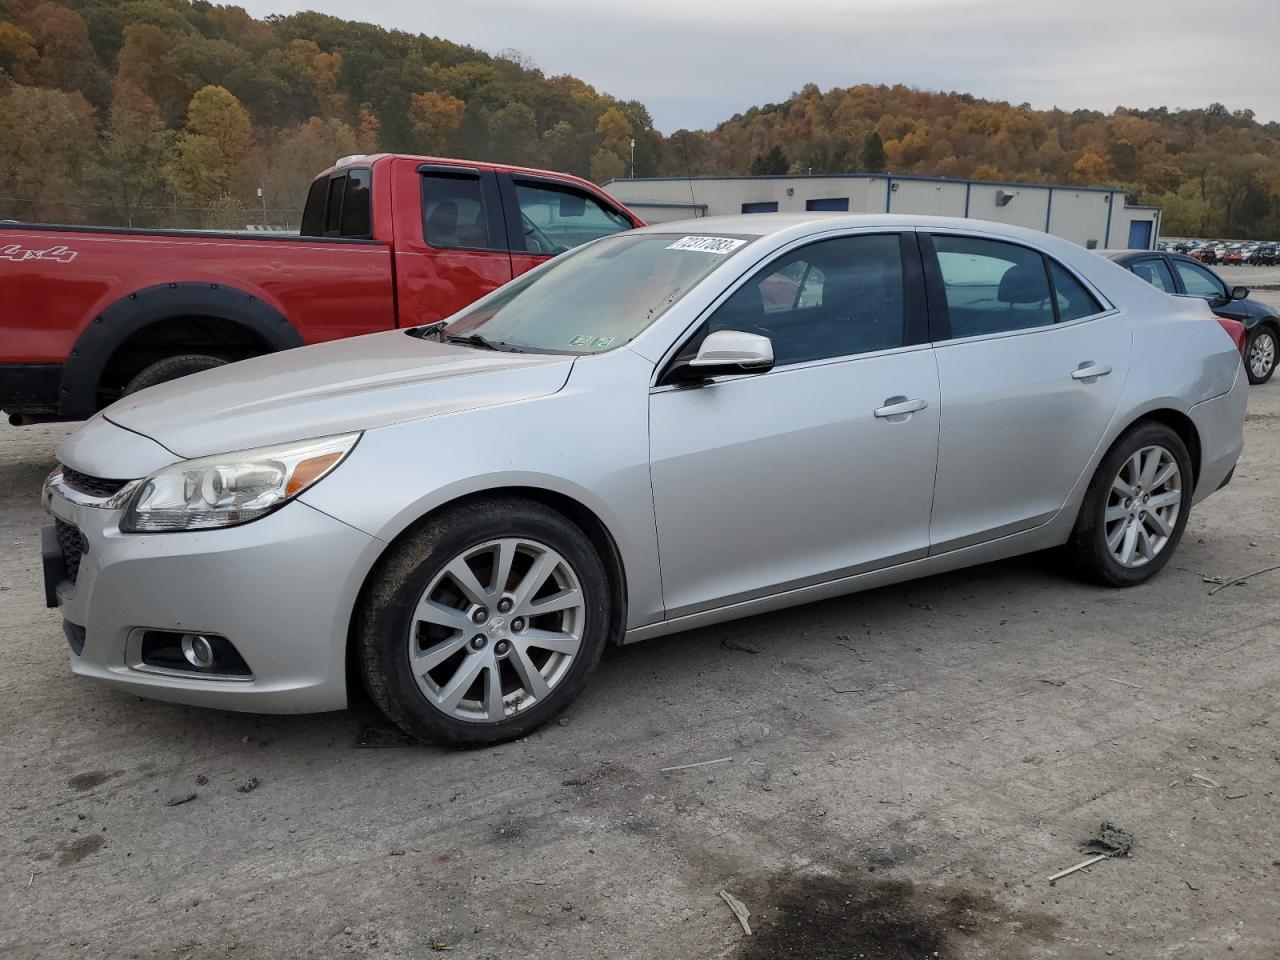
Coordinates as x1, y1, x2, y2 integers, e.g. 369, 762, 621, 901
357, 498, 611, 747
1245, 326, 1277, 385
123, 354, 226, 395
1065, 422, 1193, 587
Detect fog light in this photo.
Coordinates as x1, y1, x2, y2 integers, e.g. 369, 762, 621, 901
181, 634, 215, 669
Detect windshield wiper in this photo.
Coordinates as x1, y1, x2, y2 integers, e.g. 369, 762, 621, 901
448, 332, 527, 353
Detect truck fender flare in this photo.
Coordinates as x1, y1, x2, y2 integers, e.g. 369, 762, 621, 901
60, 281, 305, 417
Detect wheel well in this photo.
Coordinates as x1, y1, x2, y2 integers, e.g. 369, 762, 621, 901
345, 487, 630, 689
97, 315, 273, 402
1128, 409, 1202, 490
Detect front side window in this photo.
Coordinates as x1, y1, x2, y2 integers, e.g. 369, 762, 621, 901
705, 234, 904, 366
933, 235, 1054, 337
1130, 258, 1176, 294
1173, 260, 1227, 299
423, 173, 492, 250
444, 233, 752, 354
514, 182, 630, 255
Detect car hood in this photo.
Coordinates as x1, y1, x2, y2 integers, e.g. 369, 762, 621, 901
103, 330, 576, 459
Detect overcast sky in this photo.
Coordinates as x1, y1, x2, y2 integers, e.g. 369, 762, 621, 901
238, 0, 1280, 132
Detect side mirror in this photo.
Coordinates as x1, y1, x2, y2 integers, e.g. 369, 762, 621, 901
1230, 286, 1249, 301
665, 330, 774, 385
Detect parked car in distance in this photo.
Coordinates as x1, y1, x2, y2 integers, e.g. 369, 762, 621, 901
43, 214, 1247, 746
1223, 245, 1246, 265
1107, 249, 1278, 384
1, 154, 642, 425
1248, 243, 1277, 266
1191, 244, 1218, 265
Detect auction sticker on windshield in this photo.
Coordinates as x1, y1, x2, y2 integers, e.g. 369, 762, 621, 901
666, 236, 748, 254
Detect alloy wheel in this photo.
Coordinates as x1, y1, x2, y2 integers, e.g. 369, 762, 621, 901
407, 538, 585, 723
1249, 331, 1276, 381
1105, 444, 1182, 569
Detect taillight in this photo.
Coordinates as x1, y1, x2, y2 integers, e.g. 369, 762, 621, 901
1216, 317, 1247, 357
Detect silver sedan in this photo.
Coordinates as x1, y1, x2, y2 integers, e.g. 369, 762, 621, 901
41, 214, 1247, 745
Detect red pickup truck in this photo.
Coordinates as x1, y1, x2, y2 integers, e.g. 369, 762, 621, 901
0, 154, 642, 424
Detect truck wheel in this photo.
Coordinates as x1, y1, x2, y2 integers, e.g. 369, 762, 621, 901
1245, 326, 1277, 385
123, 354, 226, 395
357, 497, 611, 747
1065, 422, 1192, 588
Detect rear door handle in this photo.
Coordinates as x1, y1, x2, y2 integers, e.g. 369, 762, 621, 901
1071, 363, 1112, 381
874, 397, 928, 419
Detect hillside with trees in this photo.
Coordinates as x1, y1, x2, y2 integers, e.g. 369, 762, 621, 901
2, 2, 1280, 238
0, 0, 661, 228
664, 84, 1280, 240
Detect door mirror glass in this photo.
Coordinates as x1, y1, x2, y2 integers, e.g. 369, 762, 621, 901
667, 330, 774, 384
1230, 285, 1249, 301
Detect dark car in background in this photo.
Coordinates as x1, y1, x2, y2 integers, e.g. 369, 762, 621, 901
1108, 249, 1278, 384
1248, 243, 1277, 266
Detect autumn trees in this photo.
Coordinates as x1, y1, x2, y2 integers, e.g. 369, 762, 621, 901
660, 84, 1280, 239
2, 2, 1280, 238
0, 0, 663, 228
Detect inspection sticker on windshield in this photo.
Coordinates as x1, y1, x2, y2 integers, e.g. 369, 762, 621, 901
667, 236, 747, 255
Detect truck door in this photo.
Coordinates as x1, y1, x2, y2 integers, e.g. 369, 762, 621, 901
394, 164, 513, 325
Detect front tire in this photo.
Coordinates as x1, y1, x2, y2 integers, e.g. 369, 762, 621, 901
1245, 326, 1277, 385
1065, 422, 1192, 587
123, 354, 227, 395
357, 498, 611, 747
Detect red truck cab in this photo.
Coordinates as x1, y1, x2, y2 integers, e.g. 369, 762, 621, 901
0, 154, 642, 424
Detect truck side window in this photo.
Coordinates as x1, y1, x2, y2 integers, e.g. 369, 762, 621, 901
324, 175, 346, 235
513, 182, 631, 255
422, 173, 491, 251
300, 178, 328, 237
340, 169, 371, 239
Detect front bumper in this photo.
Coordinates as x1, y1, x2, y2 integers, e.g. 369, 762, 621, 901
42, 487, 382, 714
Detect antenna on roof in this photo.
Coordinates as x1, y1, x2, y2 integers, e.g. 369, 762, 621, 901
679, 136, 700, 219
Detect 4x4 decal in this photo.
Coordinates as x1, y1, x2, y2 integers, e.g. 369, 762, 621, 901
1, 243, 78, 264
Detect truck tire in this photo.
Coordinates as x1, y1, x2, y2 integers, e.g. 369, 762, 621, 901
123, 354, 227, 396
357, 497, 611, 747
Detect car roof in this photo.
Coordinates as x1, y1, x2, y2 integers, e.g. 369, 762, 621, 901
629, 211, 1082, 245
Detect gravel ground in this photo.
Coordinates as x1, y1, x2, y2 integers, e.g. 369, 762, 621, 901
1, 382, 1278, 960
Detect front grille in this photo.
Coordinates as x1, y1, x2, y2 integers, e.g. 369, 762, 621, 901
55, 519, 87, 584
61, 466, 129, 499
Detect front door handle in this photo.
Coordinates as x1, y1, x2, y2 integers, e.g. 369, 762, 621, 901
874, 396, 928, 420
1071, 362, 1112, 381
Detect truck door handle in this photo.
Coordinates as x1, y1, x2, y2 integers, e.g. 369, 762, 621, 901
874, 397, 928, 419
1071, 363, 1112, 381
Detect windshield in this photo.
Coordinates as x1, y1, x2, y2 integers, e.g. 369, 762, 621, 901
443, 232, 756, 354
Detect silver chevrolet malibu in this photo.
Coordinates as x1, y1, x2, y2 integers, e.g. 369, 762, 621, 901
42, 214, 1247, 745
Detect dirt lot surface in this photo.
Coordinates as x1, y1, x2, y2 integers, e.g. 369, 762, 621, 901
2, 384, 1278, 960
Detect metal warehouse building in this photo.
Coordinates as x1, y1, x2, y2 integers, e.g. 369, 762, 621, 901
604, 174, 1160, 250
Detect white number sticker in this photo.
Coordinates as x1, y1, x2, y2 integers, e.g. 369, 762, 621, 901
666, 236, 747, 255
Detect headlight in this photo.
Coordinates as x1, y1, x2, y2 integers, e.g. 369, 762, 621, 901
120, 433, 360, 533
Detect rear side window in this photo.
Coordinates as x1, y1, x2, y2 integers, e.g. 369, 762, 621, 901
423, 173, 492, 250
1129, 257, 1176, 294
1049, 262, 1103, 322
301, 170, 373, 239
324, 177, 345, 233
340, 169, 371, 238
933, 236, 1054, 337
300, 178, 327, 236
514, 182, 631, 255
